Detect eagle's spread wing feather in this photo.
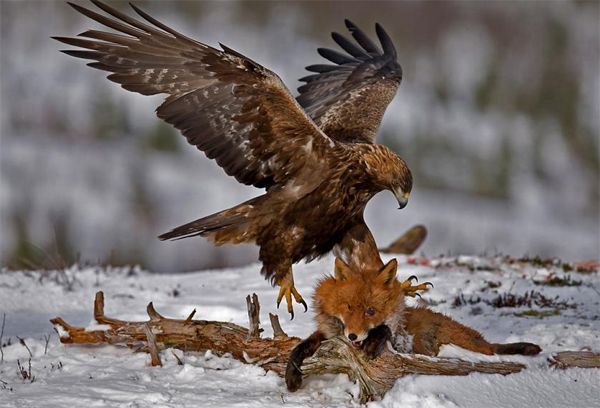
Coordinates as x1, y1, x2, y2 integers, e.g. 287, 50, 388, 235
297, 20, 402, 144
54, 0, 333, 189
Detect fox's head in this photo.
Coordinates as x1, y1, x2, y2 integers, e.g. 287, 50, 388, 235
314, 257, 404, 347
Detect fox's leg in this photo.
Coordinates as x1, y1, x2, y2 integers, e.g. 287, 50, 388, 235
400, 275, 433, 298
285, 331, 326, 392
411, 331, 439, 356
362, 325, 393, 359
406, 308, 541, 356
275, 266, 308, 319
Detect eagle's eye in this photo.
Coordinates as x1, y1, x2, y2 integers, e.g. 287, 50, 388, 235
365, 307, 375, 317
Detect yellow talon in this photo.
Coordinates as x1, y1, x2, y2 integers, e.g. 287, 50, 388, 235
400, 276, 433, 298
276, 274, 308, 319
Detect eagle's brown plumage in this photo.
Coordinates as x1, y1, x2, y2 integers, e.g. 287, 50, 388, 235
297, 19, 403, 144
54, 1, 412, 317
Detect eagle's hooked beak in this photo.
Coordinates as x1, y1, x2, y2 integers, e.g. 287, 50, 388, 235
392, 187, 409, 209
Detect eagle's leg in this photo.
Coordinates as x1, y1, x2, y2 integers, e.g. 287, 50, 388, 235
276, 269, 308, 319
400, 275, 433, 298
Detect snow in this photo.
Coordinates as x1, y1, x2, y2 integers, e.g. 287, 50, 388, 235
0, 255, 599, 407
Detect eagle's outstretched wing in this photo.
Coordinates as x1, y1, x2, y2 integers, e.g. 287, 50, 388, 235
297, 20, 402, 144
54, 0, 333, 189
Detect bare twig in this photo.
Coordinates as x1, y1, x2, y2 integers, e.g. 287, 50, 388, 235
17, 337, 32, 358
0, 313, 5, 364
43, 334, 51, 355
16, 359, 35, 383
185, 309, 196, 323
142, 323, 162, 367
0, 378, 13, 392
171, 350, 184, 366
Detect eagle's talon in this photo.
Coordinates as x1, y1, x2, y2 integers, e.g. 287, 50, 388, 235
400, 275, 431, 298
277, 278, 306, 319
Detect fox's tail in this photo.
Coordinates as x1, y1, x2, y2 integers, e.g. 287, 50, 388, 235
492, 342, 542, 355
158, 199, 260, 244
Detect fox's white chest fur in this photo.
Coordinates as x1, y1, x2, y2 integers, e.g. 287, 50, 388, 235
383, 300, 413, 353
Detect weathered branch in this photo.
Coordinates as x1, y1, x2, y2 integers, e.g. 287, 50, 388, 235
50, 291, 526, 403
143, 323, 162, 367
548, 351, 600, 369
380, 225, 428, 254
269, 313, 287, 339
246, 293, 261, 338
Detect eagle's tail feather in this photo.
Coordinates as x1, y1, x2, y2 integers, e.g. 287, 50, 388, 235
158, 205, 254, 243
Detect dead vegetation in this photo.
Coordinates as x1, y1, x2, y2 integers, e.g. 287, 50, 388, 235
0, 313, 5, 364
17, 337, 33, 358
533, 274, 582, 287
16, 359, 35, 383
452, 290, 576, 312
432, 255, 599, 275
0, 378, 13, 392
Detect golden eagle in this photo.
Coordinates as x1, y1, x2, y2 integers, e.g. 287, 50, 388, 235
54, 0, 411, 317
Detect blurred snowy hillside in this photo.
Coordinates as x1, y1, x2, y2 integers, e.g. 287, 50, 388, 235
1, 0, 598, 272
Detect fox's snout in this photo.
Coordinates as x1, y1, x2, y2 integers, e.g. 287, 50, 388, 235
344, 329, 368, 343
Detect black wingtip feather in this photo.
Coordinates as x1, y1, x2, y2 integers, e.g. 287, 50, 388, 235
375, 23, 397, 58
317, 47, 357, 65
298, 73, 321, 83
344, 20, 380, 55
305, 64, 340, 73
331, 32, 369, 60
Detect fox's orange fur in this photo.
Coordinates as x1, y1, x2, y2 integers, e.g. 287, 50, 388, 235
314, 258, 405, 343
286, 257, 541, 391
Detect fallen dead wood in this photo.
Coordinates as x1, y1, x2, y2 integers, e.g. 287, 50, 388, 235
51, 291, 526, 402
380, 224, 428, 255
548, 351, 600, 369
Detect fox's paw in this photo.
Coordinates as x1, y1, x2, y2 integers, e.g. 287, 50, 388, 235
362, 336, 386, 359
276, 276, 308, 320
362, 325, 393, 359
400, 275, 433, 298
285, 360, 303, 392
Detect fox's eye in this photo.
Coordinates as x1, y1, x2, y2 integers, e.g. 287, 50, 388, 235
365, 307, 375, 317
347, 304, 352, 311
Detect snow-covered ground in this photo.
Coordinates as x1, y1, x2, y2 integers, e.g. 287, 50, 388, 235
0, 255, 598, 407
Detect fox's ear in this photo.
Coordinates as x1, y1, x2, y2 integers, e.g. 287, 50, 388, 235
377, 258, 398, 286
334, 257, 353, 281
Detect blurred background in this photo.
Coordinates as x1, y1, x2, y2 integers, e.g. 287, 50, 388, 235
1, 0, 598, 272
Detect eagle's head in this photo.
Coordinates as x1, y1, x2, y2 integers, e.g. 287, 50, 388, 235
387, 155, 412, 209
363, 146, 413, 209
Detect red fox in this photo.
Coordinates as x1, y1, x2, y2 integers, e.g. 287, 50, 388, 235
286, 257, 541, 392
